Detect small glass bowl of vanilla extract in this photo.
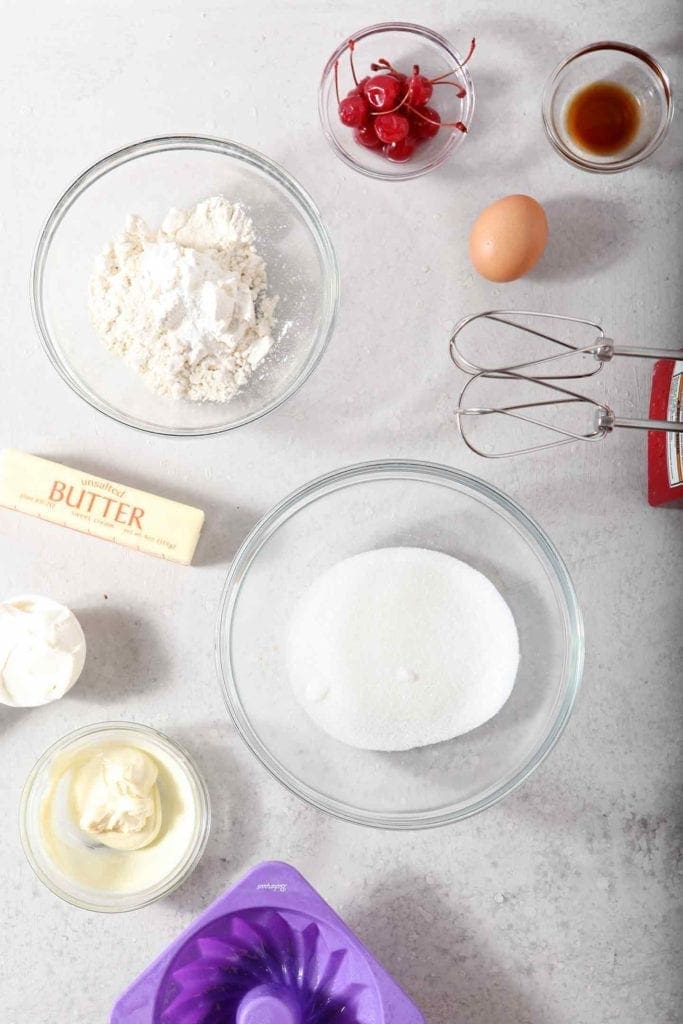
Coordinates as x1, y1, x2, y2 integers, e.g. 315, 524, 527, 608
542, 41, 673, 172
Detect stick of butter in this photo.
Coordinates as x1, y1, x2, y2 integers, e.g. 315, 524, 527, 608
0, 450, 204, 565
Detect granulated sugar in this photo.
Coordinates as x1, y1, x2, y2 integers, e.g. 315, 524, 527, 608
287, 547, 520, 751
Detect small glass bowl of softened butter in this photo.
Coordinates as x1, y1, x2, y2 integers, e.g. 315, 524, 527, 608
20, 722, 210, 912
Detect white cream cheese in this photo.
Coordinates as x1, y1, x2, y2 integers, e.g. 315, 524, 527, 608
0, 595, 86, 707
72, 746, 162, 851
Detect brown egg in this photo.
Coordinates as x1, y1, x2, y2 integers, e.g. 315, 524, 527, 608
469, 195, 548, 282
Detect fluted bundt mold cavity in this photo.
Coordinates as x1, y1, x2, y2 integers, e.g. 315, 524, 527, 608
154, 909, 373, 1024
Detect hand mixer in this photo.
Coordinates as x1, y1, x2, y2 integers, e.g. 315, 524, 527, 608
449, 310, 683, 458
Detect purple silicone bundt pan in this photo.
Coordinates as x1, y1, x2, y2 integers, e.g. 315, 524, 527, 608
110, 861, 425, 1024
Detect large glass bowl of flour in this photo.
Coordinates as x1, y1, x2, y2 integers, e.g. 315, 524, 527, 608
31, 136, 339, 435
217, 460, 583, 828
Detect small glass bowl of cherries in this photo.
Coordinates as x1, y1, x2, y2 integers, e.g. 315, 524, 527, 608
319, 22, 475, 181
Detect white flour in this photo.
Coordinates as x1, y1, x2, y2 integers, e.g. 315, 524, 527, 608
287, 547, 520, 751
89, 196, 278, 402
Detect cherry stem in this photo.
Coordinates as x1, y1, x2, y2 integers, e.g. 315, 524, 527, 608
429, 38, 476, 84
370, 95, 407, 116
433, 79, 467, 98
348, 38, 359, 86
407, 104, 468, 132
334, 60, 341, 104
407, 104, 436, 124
374, 56, 402, 76
430, 70, 459, 84
463, 37, 476, 66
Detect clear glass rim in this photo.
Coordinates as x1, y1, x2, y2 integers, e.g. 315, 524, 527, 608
19, 721, 211, 913
215, 459, 584, 830
541, 41, 674, 173
30, 134, 340, 437
319, 21, 475, 181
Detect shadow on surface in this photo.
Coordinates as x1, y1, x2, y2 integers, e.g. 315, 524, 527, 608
532, 195, 635, 282
345, 870, 542, 1024
73, 605, 169, 704
164, 728, 262, 912
0, 705, 29, 737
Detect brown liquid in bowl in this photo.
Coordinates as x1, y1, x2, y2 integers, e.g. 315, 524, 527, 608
566, 81, 641, 155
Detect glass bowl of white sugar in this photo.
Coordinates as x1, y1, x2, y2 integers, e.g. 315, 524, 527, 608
31, 136, 339, 435
216, 460, 583, 829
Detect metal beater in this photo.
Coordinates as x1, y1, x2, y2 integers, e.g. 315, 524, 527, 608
450, 310, 683, 458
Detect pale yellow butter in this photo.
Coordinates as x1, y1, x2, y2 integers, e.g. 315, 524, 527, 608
0, 450, 204, 565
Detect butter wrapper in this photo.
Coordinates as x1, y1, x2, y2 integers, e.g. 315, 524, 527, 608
0, 450, 204, 565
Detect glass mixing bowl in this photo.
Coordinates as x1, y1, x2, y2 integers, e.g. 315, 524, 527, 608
217, 461, 583, 828
31, 136, 339, 435
319, 22, 475, 181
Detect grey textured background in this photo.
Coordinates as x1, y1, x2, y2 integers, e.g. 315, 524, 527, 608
1, 1, 681, 1021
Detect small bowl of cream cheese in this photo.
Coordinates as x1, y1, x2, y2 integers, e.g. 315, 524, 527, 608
20, 722, 210, 912
0, 595, 86, 707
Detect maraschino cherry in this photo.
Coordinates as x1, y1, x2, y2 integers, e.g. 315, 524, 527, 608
334, 36, 475, 166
